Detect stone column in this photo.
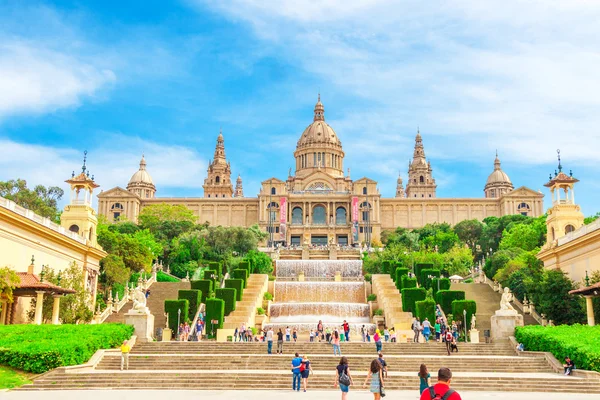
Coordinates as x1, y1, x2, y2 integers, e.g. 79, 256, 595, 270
585, 296, 595, 326
34, 291, 45, 325
52, 295, 61, 325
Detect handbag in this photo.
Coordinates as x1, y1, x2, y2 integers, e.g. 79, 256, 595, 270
339, 367, 351, 386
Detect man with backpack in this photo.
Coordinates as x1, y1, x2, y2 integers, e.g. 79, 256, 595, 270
420, 367, 461, 400
445, 330, 453, 355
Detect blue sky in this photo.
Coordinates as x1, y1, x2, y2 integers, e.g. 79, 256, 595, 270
1, 1, 599, 215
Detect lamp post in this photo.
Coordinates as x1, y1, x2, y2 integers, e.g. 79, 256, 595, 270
463, 309, 467, 342
268, 179, 274, 249
365, 178, 371, 250
177, 308, 181, 340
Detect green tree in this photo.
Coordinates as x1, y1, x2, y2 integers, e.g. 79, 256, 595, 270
100, 254, 130, 288
138, 204, 197, 242
499, 219, 545, 251
244, 250, 273, 274
584, 212, 600, 225
453, 219, 483, 251
0, 179, 64, 223
531, 270, 585, 325
0, 266, 20, 303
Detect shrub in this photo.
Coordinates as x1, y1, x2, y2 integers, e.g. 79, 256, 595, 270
401, 287, 427, 315
209, 261, 222, 278
391, 261, 403, 279
205, 298, 225, 338
0, 324, 133, 373
401, 275, 417, 290
374, 309, 384, 316
224, 279, 244, 301
432, 278, 451, 297
395, 268, 410, 287
416, 299, 436, 324
157, 271, 179, 282
452, 300, 477, 334
203, 269, 218, 282
421, 269, 440, 290
178, 290, 202, 321
239, 261, 251, 274
164, 299, 189, 334
256, 307, 265, 315
367, 294, 377, 302
382, 261, 391, 275
415, 263, 434, 285
215, 288, 237, 316
515, 325, 600, 372
464, 278, 473, 283
232, 268, 249, 287
436, 290, 466, 315
364, 273, 372, 282
190, 279, 213, 303
263, 292, 273, 301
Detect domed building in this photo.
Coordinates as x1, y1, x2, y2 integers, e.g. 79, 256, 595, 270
97, 95, 544, 248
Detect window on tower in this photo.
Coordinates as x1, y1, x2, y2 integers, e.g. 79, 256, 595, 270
517, 202, 531, 216
216, 176, 220, 184
420, 176, 424, 183
271, 187, 276, 195
565, 224, 575, 234
363, 187, 367, 195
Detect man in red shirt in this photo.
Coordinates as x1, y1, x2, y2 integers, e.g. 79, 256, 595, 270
419, 367, 461, 400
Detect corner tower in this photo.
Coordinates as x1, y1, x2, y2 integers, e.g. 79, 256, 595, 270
484, 152, 514, 198
234, 174, 244, 198
405, 130, 437, 198
127, 155, 156, 199
60, 151, 101, 246
203, 130, 233, 198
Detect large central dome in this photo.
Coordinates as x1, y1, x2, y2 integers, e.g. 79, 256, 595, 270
293, 95, 345, 179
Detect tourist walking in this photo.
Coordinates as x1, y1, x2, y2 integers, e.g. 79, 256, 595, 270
301, 354, 313, 392
293, 327, 298, 342
361, 325, 366, 342
317, 320, 324, 342
422, 318, 431, 342
332, 329, 342, 356
445, 331, 453, 355
419, 367, 461, 400
378, 352, 388, 378
334, 356, 353, 400
434, 319, 441, 342
412, 318, 422, 343
418, 364, 431, 395
374, 329, 382, 352
389, 327, 396, 342
120, 340, 130, 371
342, 320, 350, 341
286, 326, 291, 342
363, 358, 385, 400
266, 327, 274, 354
291, 352, 303, 391
383, 326, 390, 342
277, 328, 284, 354
234, 327, 238, 342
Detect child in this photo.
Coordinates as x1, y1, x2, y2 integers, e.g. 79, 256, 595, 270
293, 328, 298, 342
309, 329, 315, 342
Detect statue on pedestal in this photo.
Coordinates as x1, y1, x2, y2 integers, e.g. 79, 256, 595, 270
131, 287, 150, 314
500, 287, 517, 313
471, 314, 477, 330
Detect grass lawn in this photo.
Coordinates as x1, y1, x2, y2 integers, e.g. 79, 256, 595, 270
0, 366, 32, 389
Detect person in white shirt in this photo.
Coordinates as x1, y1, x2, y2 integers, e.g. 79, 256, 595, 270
266, 327, 274, 354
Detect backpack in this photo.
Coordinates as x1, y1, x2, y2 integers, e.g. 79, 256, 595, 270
445, 332, 453, 342
300, 362, 306, 372
428, 386, 455, 400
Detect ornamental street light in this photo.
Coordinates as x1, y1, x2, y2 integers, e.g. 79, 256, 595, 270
268, 179, 274, 248
177, 308, 182, 340
463, 309, 468, 342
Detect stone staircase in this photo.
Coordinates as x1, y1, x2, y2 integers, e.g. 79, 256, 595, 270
18, 342, 600, 392
371, 274, 413, 331
104, 281, 191, 329
219, 274, 268, 340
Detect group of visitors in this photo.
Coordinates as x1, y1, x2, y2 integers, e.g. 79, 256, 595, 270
234, 323, 258, 342
177, 316, 204, 342
290, 352, 313, 392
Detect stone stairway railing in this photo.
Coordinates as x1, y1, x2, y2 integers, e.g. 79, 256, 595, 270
371, 274, 413, 339
217, 274, 268, 341
93, 274, 156, 324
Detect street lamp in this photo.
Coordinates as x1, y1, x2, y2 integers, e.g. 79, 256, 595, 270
463, 309, 468, 342
177, 308, 182, 340
268, 179, 274, 248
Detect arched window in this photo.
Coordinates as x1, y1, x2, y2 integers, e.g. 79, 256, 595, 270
69, 224, 80, 233
490, 189, 496, 198
222, 194, 225, 198
362, 187, 367, 195
360, 202, 371, 222
419, 176, 424, 183
565, 224, 575, 234
312, 205, 326, 225
111, 203, 124, 221
292, 207, 303, 225
215, 176, 220, 184
336, 207, 347, 225
208, 194, 210, 198
517, 202, 531, 216
267, 201, 279, 222
271, 187, 276, 195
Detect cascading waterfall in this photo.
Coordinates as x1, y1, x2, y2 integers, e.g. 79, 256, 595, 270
270, 303, 370, 323
276, 260, 362, 278
275, 282, 365, 303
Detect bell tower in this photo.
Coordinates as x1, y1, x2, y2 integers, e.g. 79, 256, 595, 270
543, 150, 584, 245
60, 151, 101, 246
203, 129, 233, 198
405, 129, 437, 198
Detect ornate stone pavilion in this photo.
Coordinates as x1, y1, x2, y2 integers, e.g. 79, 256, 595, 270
98, 96, 543, 245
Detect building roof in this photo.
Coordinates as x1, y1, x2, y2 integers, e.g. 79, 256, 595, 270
569, 282, 600, 297
296, 96, 342, 149
15, 272, 76, 295
486, 153, 512, 185
128, 155, 155, 186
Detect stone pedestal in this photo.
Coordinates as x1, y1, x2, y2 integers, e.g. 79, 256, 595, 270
124, 311, 155, 342
162, 328, 172, 342
490, 310, 523, 341
469, 329, 480, 343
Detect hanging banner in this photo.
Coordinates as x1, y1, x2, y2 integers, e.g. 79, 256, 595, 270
279, 197, 287, 241
352, 196, 359, 222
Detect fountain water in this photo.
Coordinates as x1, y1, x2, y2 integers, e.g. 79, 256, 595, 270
275, 282, 365, 303
276, 260, 362, 279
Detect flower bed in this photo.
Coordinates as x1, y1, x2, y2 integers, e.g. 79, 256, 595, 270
0, 324, 133, 373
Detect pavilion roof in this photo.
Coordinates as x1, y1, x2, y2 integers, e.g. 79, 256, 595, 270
14, 272, 76, 295
569, 282, 600, 297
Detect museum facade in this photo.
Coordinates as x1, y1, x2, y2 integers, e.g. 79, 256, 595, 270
97, 96, 544, 245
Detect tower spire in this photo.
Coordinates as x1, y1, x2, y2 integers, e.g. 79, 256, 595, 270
314, 94, 325, 121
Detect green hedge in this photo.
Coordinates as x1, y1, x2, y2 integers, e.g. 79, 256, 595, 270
0, 324, 133, 373
401, 275, 418, 290
432, 278, 451, 297
421, 269, 441, 290
436, 290, 466, 315
190, 279, 213, 303
451, 300, 477, 333
203, 269, 218, 282
382, 261, 391, 275
178, 289, 202, 321
414, 263, 433, 285
164, 299, 189, 334
515, 325, 600, 372
232, 268, 249, 288
209, 261, 222, 279
416, 299, 436, 325
239, 261, 251, 274
157, 271, 180, 282
395, 268, 410, 290
224, 279, 244, 301
215, 288, 237, 316
205, 298, 225, 339
401, 287, 427, 315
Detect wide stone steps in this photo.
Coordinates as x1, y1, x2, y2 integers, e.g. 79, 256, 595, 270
19, 372, 599, 393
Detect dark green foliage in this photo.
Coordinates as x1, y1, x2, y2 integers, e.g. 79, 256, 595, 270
515, 325, 600, 372
224, 279, 244, 301
416, 299, 436, 324
209, 262, 222, 279
414, 263, 433, 285
0, 324, 133, 373
436, 290, 466, 315
190, 279, 213, 303
401, 275, 417, 290
451, 300, 477, 333
484, 248, 524, 279
395, 268, 410, 289
421, 268, 440, 290
367, 294, 377, 302
205, 298, 225, 338
243, 250, 273, 274
203, 269, 218, 282
531, 270, 586, 325
215, 288, 237, 316
232, 268, 249, 287
156, 271, 180, 282
382, 261, 391, 275
178, 290, 202, 321
164, 299, 189, 334
432, 278, 451, 297
401, 287, 427, 314
239, 261, 251, 274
